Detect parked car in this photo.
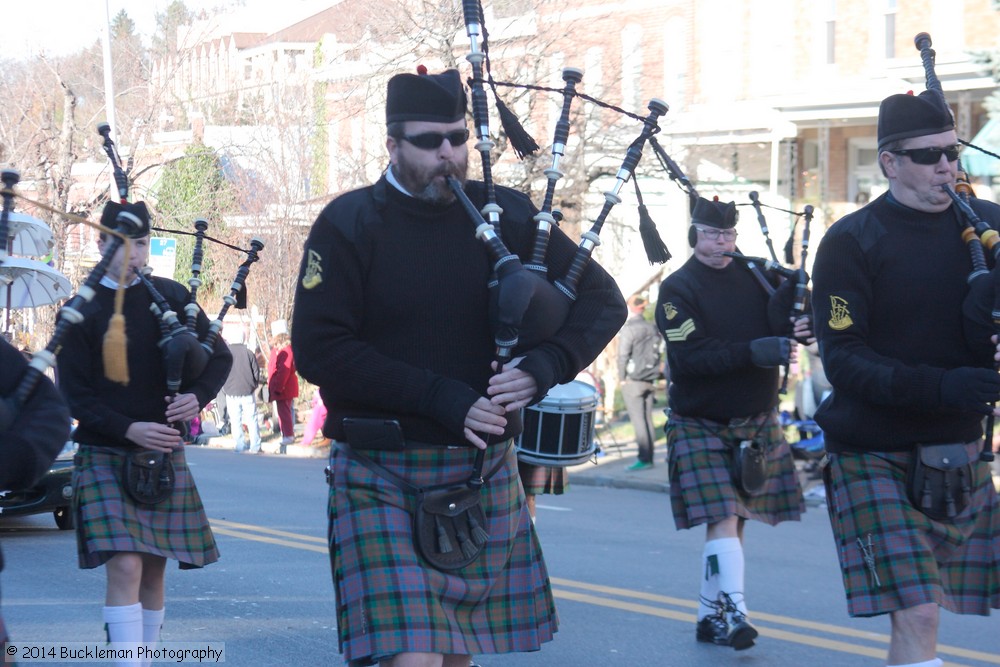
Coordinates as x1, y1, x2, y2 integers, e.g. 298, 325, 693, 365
0, 440, 75, 530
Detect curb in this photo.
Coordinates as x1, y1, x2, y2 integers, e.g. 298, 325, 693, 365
192, 435, 329, 459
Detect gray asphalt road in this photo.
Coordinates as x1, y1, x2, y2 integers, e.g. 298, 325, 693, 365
2, 446, 997, 666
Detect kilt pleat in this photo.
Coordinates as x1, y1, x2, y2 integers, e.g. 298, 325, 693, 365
327, 441, 557, 663
72, 446, 219, 570
517, 460, 568, 496
824, 446, 1000, 617
666, 413, 805, 530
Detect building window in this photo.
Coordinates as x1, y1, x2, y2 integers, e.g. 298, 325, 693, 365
825, 0, 836, 65
884, 0, 896, 59
494, 0, 532, 19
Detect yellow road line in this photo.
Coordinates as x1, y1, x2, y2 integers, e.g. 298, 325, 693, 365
554, 590, 887, 659
552, 578, 999, 665
211, 518, 327, 544
211, 521, 1000, 665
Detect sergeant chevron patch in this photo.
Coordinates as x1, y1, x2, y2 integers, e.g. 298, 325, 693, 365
664, 318, 695, 342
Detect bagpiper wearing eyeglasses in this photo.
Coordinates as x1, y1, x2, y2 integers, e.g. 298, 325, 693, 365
654, 196, 810, 651
812, 89, 1000, 667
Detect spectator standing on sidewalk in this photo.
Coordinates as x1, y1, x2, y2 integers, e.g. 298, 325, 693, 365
223, 328, 262, 454
267, 320, 298, 451
617, 294, 662, 471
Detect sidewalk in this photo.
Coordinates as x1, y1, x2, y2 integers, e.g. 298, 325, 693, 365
566, 439, 672, 494
193, 419, 833, 505
193, 422, 330, 459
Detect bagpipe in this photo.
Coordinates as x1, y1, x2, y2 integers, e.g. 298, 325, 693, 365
914, 32, 997, 463
726, 192, 814, 393
96, 123, 266, 438
450, 0, 695, 475
0, 167, 149, 428
0, 123, 265, 438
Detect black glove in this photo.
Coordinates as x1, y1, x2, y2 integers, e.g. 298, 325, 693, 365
940, 366, 1000, 414
749, 337, 790, 368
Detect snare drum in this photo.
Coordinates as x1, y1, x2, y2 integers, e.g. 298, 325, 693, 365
516, 380, 599, 467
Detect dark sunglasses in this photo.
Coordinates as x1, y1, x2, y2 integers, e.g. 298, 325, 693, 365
400, 129, 470, 150
888, 145, 960, 165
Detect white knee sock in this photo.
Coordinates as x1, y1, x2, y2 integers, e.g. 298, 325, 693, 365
705, 537, 747, 616
886, 659, 943, 667
102, 603, 142, 667
141, 608, 164, 667
698, 539, 725, 619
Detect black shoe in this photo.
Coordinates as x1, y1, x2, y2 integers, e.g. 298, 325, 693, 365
719, 592, 758, 651
725, 611, 758, 650
695, 614, 729, 645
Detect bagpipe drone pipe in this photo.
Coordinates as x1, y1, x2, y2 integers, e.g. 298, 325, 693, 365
914, 32, 999, 462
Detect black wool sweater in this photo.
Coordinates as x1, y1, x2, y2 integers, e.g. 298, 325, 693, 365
811, 192, 1000, 452
56, 277, 233, 449
655, 255, 786, 421
292, 176, 626, 445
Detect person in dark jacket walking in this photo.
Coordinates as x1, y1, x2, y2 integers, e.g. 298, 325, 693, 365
223, 328, 261, 454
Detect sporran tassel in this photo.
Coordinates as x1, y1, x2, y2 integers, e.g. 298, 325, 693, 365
457, 527, 478, 559
435, 516, 453, 554
468, 513, 489, 546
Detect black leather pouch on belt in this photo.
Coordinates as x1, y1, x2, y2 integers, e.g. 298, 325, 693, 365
731, 440, 769, 497
906, 443, 973, 521
123, 451, 175, 505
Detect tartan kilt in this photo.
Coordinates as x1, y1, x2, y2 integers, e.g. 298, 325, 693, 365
823, 445, 1000, 617
517, 459, 568, 496
72, 446, 219, 570
327, 440, 557, 664
666, 412, 804, 530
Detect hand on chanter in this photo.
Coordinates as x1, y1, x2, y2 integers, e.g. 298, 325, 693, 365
125, 421, 182, 453
488, 356, 538, 412
165, 392, 200, 423
463, 397, 507, 450
792, 315, 815, 345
